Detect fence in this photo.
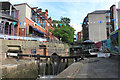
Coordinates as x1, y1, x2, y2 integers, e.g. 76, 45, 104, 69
0, 34, 47, 42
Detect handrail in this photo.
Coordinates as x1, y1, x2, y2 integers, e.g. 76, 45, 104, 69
0, 34, 47, 41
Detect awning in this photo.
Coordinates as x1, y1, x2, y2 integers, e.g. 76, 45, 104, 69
31, 26, 46, 35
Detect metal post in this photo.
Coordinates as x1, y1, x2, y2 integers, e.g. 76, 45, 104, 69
66, 58, 68, 67
3, 21, 5, 35
9, 5, 12, 16
75, 58, 78, 62
37, 54, 40, 77
8, 24, 10, 35
63, 58, 65, 63
11, 24, 13, 36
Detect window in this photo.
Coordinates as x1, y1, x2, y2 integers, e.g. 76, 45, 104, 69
106, 13, 110, 16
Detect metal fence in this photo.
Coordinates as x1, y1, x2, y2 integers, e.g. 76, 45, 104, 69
0, 34, 47, 41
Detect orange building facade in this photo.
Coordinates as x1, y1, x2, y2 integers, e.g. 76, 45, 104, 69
14, 3, 58, 41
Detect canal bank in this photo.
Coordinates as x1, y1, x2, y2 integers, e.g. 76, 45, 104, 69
1, 57, 74, 79
51, 56, 120, 80
1, 58, 38, 79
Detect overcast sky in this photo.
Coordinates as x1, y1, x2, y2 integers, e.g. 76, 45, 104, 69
1, 0, 120, 34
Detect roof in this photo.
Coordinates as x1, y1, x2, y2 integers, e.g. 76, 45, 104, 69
0, 1, 16, 10
14, 3, 32, 9
88, 10, 110, 14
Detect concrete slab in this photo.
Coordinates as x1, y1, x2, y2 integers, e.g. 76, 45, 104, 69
52, 56, 120, 79
75, 57, 119, 78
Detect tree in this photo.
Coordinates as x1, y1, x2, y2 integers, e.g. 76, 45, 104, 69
60, 17, 70, 25
50, 17, 75, 44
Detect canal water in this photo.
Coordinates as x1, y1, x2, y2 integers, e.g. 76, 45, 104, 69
36, 58, 75, 80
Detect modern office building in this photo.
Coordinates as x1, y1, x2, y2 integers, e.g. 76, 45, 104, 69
82, 5, 118, 42
117, 2, 120, 29
110, 5, 118, 32
88, 10, 111, 42
82, 10, 111, 42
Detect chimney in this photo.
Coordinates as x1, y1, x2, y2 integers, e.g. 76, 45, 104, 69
38, 8, 42, 14
45, 9, 48, 13
45, 9, 48, 19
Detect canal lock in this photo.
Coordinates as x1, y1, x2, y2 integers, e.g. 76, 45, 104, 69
37, 53, 74, 79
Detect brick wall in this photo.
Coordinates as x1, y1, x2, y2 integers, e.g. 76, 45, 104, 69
19, 28, 25, 36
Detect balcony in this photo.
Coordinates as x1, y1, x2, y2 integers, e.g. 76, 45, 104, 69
1, 10, 19, 21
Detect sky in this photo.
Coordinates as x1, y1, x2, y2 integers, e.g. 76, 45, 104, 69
1, 0, 120, 34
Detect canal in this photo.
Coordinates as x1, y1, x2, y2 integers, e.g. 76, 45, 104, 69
36, 53, 78, 80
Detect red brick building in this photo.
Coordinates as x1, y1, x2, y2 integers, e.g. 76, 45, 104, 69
77, 31, 83, 40
14, 3, 58, 41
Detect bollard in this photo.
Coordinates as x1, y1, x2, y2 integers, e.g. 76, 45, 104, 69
66, 58, 69, 68
63, 58, 65, 63
37, 54, 40, 77
75, 58, 78, 62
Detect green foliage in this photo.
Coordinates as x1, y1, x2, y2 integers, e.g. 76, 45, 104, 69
50, 17, 75, 44
60, 17, 70, 24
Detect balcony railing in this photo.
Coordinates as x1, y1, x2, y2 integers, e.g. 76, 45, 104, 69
1, 10, 19, 21
0, 34, 47, 41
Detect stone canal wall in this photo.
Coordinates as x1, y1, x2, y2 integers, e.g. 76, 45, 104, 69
0, 39, 69, 60
0, 39, 69, 79
2, 60, 38, 78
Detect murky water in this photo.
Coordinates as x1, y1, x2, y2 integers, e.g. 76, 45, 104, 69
36, 59, 74, 80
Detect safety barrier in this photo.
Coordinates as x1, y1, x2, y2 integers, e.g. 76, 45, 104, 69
0, 34, 47, 41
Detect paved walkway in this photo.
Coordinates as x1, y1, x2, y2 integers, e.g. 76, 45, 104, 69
75, 57, 119, 78
53, 56, 120, 79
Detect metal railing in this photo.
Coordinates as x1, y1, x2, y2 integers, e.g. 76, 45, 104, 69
0, 34, 47, 41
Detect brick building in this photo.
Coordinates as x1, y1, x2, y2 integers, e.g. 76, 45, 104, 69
82, 15, 89, 41
77, 31, 83, 40
0, 1, 19, 37
14, 3, 57, 40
